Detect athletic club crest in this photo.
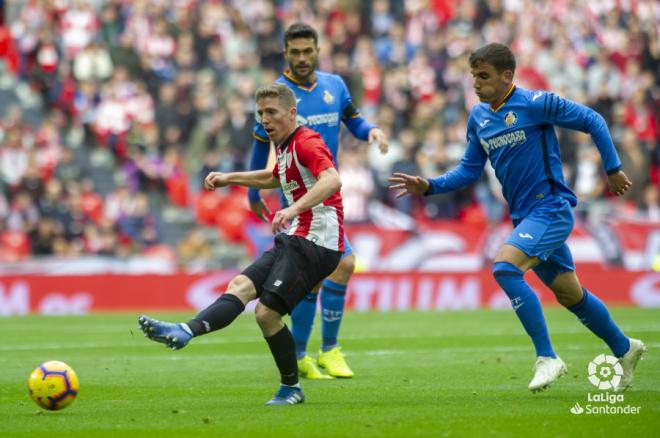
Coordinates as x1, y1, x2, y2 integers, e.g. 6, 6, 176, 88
504, 111, 518, 127
323, 90, 334, 104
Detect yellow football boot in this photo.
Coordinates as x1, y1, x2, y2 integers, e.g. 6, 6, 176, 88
298, 355, 332, 379
318, 347, 354, 378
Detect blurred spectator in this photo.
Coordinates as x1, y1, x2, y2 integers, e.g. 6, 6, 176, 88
176, 228, 213, 270
73, 41, 114, 82
29, 217, 59, 255
7, 190, 39, 232
390, 129, 420, 216
619, 128, 651, 207
339, 146, 375, 223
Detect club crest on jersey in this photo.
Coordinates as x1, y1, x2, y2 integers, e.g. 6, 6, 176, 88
323, 90, 334, 104
504, 111, 518, 127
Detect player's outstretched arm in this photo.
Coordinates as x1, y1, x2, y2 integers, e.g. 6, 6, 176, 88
204, 169, 280, 191
271, 167, 341, 234
387, 173, 430, 199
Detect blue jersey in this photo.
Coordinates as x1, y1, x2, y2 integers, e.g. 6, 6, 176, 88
249, 70, 375, 203
426, 86, 622, 220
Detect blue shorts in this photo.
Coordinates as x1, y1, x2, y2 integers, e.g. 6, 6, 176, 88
506, 197, 575, 286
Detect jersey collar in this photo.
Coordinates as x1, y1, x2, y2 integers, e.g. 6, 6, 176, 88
490, 84, 516, 112
283, 70, 318, 91
277, 126, 301, 151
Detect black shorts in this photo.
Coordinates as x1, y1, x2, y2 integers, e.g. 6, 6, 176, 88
241, 234, 342, 315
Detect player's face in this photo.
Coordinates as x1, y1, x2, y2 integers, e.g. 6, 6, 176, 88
256, 96, 297, 144
470, 62, 513, 104
284, 38, 319, 82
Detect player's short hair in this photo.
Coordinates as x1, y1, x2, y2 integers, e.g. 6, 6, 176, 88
469, 43, 516, 73
255, 83, 297, 110
284, 23, 318, 48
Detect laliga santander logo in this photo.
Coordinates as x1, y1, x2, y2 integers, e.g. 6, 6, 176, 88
588, 354, 623, 390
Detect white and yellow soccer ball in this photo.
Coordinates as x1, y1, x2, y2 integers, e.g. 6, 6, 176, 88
28, 361, 79, 411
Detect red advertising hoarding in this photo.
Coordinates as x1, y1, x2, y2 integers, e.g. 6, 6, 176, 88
1, 268, 658, 316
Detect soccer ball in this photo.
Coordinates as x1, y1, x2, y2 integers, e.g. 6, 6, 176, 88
28, 361, 79, 411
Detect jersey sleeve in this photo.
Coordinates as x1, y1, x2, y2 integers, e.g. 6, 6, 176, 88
530, 91, 622, 174
426, 114, 487, 195
295, 136, 335, 178
338, 76, 375, 141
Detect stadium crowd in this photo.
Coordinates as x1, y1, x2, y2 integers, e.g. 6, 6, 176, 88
0, 0, 657, 267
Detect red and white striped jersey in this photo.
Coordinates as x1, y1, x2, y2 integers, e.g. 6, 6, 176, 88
272, 127, 344, 252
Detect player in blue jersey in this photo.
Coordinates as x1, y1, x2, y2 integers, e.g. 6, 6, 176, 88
389, 43, 646, 392
249, 23, 388, 379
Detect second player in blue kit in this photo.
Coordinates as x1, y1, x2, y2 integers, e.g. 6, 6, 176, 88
389, 43, 646, 393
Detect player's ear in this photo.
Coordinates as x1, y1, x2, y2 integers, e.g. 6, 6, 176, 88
289, 107, 297, 120
502, 69, 514, 83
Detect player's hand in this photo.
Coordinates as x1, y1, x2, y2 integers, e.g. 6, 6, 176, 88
387, 172, 430, 199
250, 198, 272, 222
204, 172, 229, 191
369, 128, 389, 154
271, 207, 296, 234
607, 170, 632, 196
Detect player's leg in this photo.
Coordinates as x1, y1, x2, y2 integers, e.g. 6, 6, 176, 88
535, 250, 646, 392
493, 244, 567, 392
138, 274, 255, 349
291, 282, 332, 379
139, 239, 280, 349
494, 199, 578, 391
493, 244, 557, 359
261, 235, 342, 404
257, 293, 305, 405
318, 238, 355, 378
291, 285, 330, 379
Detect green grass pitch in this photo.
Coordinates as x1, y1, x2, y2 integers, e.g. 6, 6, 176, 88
1, 308, 658, 437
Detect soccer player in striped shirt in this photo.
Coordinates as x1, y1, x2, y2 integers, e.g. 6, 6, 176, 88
389, 43, 645, 393
248, 23, 389, 379
139, 83, 345, 405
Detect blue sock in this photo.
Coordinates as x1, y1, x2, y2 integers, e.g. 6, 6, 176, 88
290, 293, 318, 360
321, 279, 347, 352
493, 262, 557, 358
568, 289, 630, 357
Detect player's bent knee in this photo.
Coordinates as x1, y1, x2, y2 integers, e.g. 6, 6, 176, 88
254, 301, 284, 331
329, 254, 356, 283
555, 290, 582, 308
227, 275, 257, 304
548, 271, 583, 308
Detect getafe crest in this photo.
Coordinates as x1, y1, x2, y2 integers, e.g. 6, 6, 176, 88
504, 111, 518, 127
323, 90, 334, 104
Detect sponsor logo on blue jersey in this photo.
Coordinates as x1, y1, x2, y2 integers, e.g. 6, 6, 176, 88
297, 112, 340, 127
481, 129, 527, 152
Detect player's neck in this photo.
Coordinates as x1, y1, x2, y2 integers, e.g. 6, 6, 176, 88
285, 69, 317, 86
490, 83, 516, 111
276, 126, 300, 150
